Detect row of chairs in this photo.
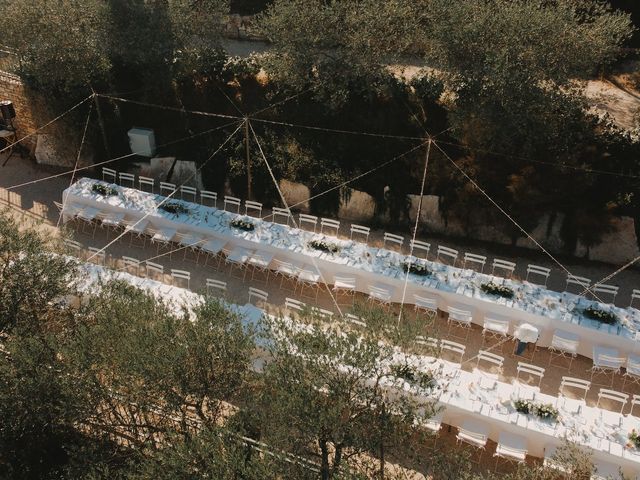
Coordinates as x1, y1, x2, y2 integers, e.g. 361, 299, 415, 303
101, 169, 630, 306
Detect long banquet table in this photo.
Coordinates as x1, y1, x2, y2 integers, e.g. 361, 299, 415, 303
63, 178, 640, 359
73, 261, 640, 477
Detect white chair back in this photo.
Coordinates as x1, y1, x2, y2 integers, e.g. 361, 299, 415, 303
298, 213, 318, 232
285, 297, 306, 312
631, 289, 640, 308
64, 239, 82, 252
516, 362, 545, 387
629, 394, 640, 417
436, 245, 458, 265
413, 294, 438, 312
200, 190, 217, 207
415, 336, 439, 349
476, 350, 504, 373
550, 330, 579, 354
170, 269, 190, 288
559, 376, 590, 400
160, 182, 176, 196
350, 224, 370, 242
463, 253, 486, 272
447, 306, 472, 325
87, 246, 106, 264
409, 239, 430, 259
138, 175, 154, 192
206, 278, 227, 296
118, 172, 135, 187
320, 218, 340, 236
180, 185, 197, 202
248, 287, 268, 305
592, 284, 619, 303
245, 200, 263, 217
223, 195, 241, 213
526, 264, 551, 286
383, 232, 404, 250
596, 389, 628, 413
145, 261, 164, 276
345, 313, 366, 328
440, 339, 465, 363
492, 258, 516, 277
482, 315, 509, 336
102, 167, 117, 183
565, 274, 591, 295
272, 207, 291, 225
121, 255, 140, 273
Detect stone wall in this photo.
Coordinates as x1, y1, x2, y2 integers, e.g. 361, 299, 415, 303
0, 72, 92, 167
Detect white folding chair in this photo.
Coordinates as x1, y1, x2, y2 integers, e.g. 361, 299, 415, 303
180, 185, 197, 202
491, 258, 516, 278
526, 264, 551, 287
271, 259, 301, 291
456, 420, 489, 462
223, 195, 241, 213
440, 339, 465, 366
170, 269, 190, 289
87, 246, 106, 265
475, 350, 504, 388
628, 394, 640, 417
592, 284, 619, 304
591, 346, 625, 387
138, 175, 154, 192
272, 207, 291, 225
297, 264, 322, 301
515, 362, 545, 389
596, 388, 628, 414
631, 289, 640, 308
118, 172, 135, 188
102, 167, 117, 183
350, 224, 370, 243
160, 182, 176, 197
63, 239, 82, 256
121, 256, 141, 276
320, 218, 340, 236
245, 200, 263, 217
206, 279, 227, 297
311, 307, 334, 321
145, 261, 164, 281
623, 354, 640, 391
413, 294, 438, 321
367, 284, 393, 308
248, 287, 268, 307
383, 232, 404, 251
345, 313, 367, 328
565, 274, 591, 295
333, 275, 356, 305
558, 376, 590, 413
494, 432, 527, 469
298, 213, 318, 232
285, 297, 306, 315
463, 253, 486, 272
436, 245, 458, 266
200, 190, 217, 208
446, 306, 472, 340
547, 329, 579, 371
482, 315, 510, 343
415, 335, 439, 351
410, 239, 431, 259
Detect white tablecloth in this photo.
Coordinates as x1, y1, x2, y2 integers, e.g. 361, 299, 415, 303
63, 178, 640, 359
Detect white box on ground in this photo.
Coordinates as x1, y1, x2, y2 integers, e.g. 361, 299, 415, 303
127, 128, 156, 157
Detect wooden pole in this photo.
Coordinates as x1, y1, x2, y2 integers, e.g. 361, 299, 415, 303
90, 87, 111, 158
245, 118, 252, 200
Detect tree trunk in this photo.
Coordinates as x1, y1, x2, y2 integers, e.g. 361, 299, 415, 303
320, 439, 331, 480
245, 119, 252, 200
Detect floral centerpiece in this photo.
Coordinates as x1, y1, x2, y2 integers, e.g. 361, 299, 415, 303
159, 202, 190, 216
480, 282, 514, 299
390, 363, 437, 391
583, 306, 617, 325
308, 239, 340, 254
230, 218, 255, 232
628, 430, 640, 449
92, 183, 118, 196
513, 399, 558, 421
402, 261, 430, 277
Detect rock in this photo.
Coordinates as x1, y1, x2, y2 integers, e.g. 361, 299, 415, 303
408, 194, 465, 237
170, 160, 203, 190
584, 216, 640, 265
515, 213, 566, 252
338, 188, 376, 222
279, 179, 310, 213
34, 133, 92, 167
134, 157, 175, 181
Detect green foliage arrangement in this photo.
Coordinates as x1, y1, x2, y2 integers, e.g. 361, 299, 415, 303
160, 202, 191, 216
91, 183, 118, 197
628, 429, 640, 449
308, 239, 340, 254
230, 218, 255, 231
402, 262, 430, 276
390, 363, 437, 391
480, 282, 514, 299
584, 306, 617, 325
513, 399, 559, 421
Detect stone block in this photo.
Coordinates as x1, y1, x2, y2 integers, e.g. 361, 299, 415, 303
280, 179, 310, 213
338, 187, 376, 222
